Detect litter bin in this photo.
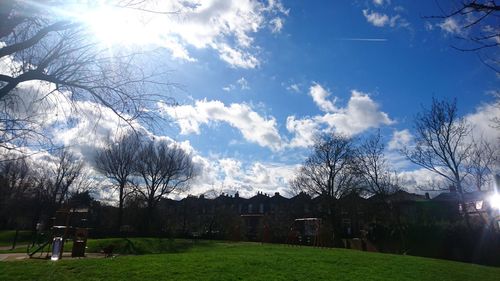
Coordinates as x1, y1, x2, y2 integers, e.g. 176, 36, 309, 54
71, 228, 88, 257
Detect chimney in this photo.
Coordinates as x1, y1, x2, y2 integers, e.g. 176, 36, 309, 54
275, 192, 280, 196
425, 193, 430, 200
449, 185, 456, 193
234, 192, 239, 198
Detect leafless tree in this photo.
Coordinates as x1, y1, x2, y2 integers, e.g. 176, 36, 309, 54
466, 137, 498, 191
403, 99, 472, 192
402, 98, 472, 223
428, 1, 499, 73
41, 148, 83, 207
290, 133, 358, 238
0, 155, 36, 230
0, 156, 31, 200
0, 1, 175, 152
134, 140, 195, 230
356, 131, 401, 198
95, 134, 139, 231
290, 133, 358, 199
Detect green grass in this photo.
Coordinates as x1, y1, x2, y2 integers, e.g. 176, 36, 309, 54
1, 239, 499, 280
0, 230, 32, 247
1, 237, 200, 254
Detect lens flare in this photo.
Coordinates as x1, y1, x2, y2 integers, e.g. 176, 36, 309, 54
489, 193, 500, 210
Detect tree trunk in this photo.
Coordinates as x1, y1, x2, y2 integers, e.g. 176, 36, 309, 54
457, 181, 472, 230
117, 184, 124, 233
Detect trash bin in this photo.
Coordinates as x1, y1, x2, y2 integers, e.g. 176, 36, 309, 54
71, 228, 88, 257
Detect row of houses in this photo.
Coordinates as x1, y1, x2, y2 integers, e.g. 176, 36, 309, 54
149, 189, 500, 243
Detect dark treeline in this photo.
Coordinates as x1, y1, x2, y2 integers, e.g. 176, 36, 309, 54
0, 135, 195, 235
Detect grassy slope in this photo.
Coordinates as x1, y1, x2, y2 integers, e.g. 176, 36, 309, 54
1, 240, 499, 281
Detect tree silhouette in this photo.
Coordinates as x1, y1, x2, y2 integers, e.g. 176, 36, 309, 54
0, 1, 174, 152
95, 134, 139, 232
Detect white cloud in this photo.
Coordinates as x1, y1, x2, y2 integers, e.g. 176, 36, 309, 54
237, 77, 250, 90
162, 0, 287, 68
98, 0, 288, 68
363, 9, 389, 27
286, 116, 320, 148
187, 156, 297, 198
318, 90, 394, 135
159, 99, 283, 151
222, 84, 236, 92
362, 8, 410, 29
223, 77, 250, 92
286, 83, 301, 93
373, 0, 389, 6
393, 6, 405, 13
163, 37, 197, 62
438, 18, 462, 35
424, 21, 434, 31
465, 100, 500, 144
398, 168, 448, 193
388, 129, 412, 150
216, 42, 260, 69
270, 17, 284, 33
219, 158, 243, 179
286, 87, 394, 147
309, 83, 337, 113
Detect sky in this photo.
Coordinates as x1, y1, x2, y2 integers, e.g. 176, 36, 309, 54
4, 0, 500, 200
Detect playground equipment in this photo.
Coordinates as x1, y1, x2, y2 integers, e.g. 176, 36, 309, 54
27, 207, 89, 260
286, 218, 323, 246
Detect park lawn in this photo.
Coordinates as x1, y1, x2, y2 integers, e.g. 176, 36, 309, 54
0, 230, 32, 247
1, 237, 203, 254
1, 240, 500, 281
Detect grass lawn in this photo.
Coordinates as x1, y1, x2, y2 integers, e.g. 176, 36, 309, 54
1, 239, 499, 281
0, 230, 32, 247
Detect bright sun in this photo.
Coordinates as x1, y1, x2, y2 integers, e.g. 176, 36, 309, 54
77, 4, 162, 46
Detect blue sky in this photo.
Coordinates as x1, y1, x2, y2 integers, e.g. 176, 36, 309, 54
128, 0, 498, 197
11, 0, 497, 199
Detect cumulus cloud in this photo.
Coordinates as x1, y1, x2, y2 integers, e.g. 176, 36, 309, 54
184, 155, 298, 198
398, 168, 448, 193
285, 86, 394, 147
362, 7, 410, 29
159, 99, 283, 151
363, 9, 389, 27
286, 116, 320, 148
319, 90, 394, 135
309, 83, 337, 113
388, 129, 412, 150
155, 0, 288, 68
465, 100, 500, 144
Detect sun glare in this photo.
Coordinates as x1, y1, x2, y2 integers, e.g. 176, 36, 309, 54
78, 4, 162, 46
490, 193, 500, 210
